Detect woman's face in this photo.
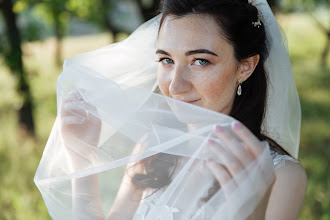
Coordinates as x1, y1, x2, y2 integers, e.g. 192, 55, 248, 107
157, 14, 245, 114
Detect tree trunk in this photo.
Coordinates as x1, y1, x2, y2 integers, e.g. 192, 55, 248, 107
54, 13, 64, 67
309, 12, 330, 66
136, 0, 160, 22
101, 0, 120, 40
104, 15, 120, 39
0, 0, 35, 134
267, 0, 278, 13
321, 32, 330, 66
54, 23, 63, 67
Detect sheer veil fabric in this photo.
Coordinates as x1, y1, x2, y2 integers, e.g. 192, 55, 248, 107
34, 0, 301, 219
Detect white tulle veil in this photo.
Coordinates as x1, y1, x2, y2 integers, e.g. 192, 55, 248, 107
34, 0, 301, 219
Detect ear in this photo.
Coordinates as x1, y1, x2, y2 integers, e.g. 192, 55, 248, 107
237, 54, 260, 82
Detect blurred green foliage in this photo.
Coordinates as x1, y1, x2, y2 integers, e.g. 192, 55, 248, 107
278, 13, 330, 219
0, 12, 329, 220
287, 16, 330, 220
280, 0, 329, 12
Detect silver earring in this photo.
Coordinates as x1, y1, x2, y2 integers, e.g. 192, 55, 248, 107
237, 79, 243, 96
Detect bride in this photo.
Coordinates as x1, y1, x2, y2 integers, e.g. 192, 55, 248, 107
35, 0, 307, 219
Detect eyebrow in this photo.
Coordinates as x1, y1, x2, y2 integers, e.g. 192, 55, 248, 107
156, 49, 218, 57
185, 49, 218, 57
156, 49, 171, 56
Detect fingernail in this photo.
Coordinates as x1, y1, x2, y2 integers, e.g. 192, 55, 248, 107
206, 158, 214, 164
214, 125, 224, 133
232, 121, 242, 129
207, 139, 216, 145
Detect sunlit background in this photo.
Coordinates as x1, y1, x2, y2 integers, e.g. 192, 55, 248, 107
0, 0, 329, 219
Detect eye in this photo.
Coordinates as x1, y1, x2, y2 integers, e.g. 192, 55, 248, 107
158, 58, 174, 64
193, 59, 210, 66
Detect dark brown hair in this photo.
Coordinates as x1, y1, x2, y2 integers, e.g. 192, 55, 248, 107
132, 0, 288, 200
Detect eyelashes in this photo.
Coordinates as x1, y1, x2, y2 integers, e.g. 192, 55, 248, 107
156, 58, 174, 64
192, 58, 210, 66
156, 58, 211, 66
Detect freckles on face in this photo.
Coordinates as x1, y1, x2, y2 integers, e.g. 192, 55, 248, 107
157, 14, 240, 114
188, 52, 239, 114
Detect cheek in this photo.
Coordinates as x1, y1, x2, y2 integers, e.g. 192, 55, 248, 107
198, 69, 237, 111
157, 70, 170, 96
200, 78, 228, 101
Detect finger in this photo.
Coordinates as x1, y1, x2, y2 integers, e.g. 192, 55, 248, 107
65, 96, 98, 119
207, 139, 244, 176
62, 90, 100, 120
61, 116, 86, 125
63, 90, 84, 103
61, 102, 101, 131
206, 159, 234, 187
231, 121, 264, 158
213, 126, 254, 166
60, 102, 88, 118
213, 125, 240, 147
212, 126, 246, 170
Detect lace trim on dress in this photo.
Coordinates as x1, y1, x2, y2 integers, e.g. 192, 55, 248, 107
270, 149, 298, 170
132, 190, 181, 220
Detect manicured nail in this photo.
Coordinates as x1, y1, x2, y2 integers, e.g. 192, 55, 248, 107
208, 139, 216, 145
206, 158, 214, 164
215, 125, 224, 133
232, 121, 242, 129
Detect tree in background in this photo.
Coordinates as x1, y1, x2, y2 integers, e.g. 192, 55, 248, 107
136, 0, 159, 21
14, 0, 70, 66
0, 0, 35, 134
308, 0, 330, 66
311, 11, 330, 66
66, 0, 144, 39
66, 0, 120, 38
36, 0, 68, 66
282, 0, 329, 66
135, 0, 278, 20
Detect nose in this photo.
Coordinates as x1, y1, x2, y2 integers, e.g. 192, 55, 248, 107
169, 65, 192, 96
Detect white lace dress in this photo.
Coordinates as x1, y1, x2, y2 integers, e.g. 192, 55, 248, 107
132, 149, 298, 220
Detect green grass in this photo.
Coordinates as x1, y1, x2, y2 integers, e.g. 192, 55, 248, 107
0, 13, 329, 219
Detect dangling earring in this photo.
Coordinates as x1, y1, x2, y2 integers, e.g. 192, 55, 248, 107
237, 79, 243, 96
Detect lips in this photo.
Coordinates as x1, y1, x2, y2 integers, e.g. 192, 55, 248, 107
187, 99, 199, 103
171, 96, 201, 104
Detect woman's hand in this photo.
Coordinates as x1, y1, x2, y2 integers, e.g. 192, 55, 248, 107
59, 90, 102, 169
206, 122, 265, 185
206, 121, 274, 219
59, 90, 105, 219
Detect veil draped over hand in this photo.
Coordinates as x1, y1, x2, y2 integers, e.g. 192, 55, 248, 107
34, 0, 301, 219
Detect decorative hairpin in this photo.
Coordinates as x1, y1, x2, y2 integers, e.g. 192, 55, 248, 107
248, 0, 265, 7
252, 18, 262, 28
248, 0, 265, 28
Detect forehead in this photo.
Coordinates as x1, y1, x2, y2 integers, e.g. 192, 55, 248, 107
157, 14, 232, 53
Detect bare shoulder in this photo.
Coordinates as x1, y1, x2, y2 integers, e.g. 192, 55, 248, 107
275, 160, 307, 185
266, 160, 308, 220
